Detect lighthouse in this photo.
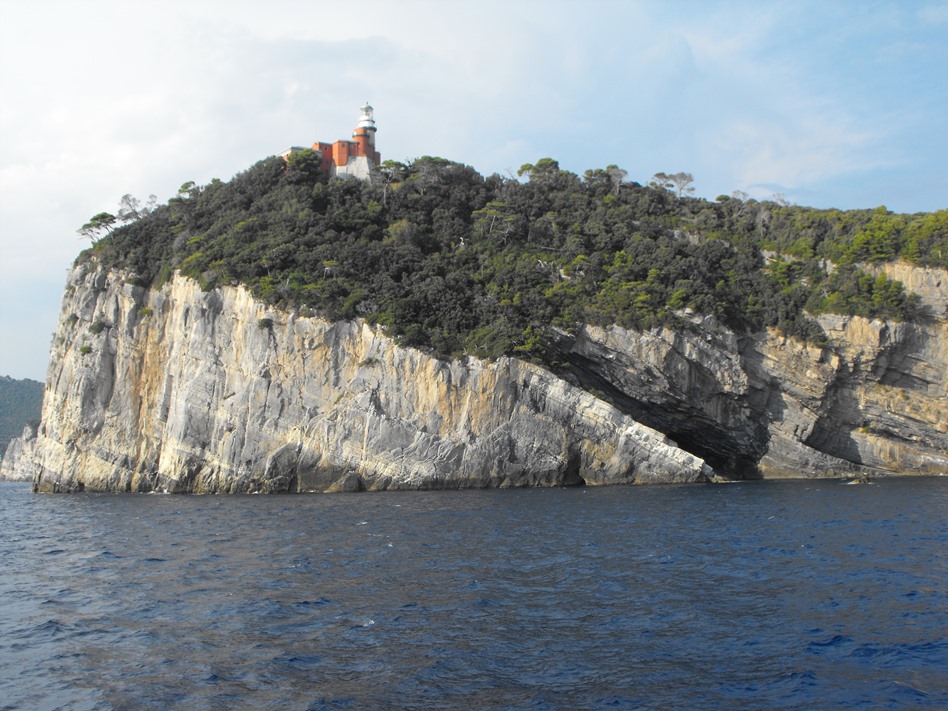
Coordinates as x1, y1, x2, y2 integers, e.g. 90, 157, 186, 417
302, 103, 382, 182
352, 103, 378, 157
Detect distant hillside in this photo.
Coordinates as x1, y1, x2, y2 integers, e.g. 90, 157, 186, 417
0, 376, 43, 458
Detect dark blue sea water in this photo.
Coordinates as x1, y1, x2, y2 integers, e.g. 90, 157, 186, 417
1, 478, 946, 710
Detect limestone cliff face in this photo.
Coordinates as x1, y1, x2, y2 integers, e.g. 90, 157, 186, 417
4, 265, 713, 493
558, 308, 947, 479
0, 423, 37, 481
4, 261, 946, 493
869, 261, 948, 317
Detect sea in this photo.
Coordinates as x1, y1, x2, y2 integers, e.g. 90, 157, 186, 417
0, 477, 945, 710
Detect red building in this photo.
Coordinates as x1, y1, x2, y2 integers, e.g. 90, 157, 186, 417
281, 103, 380, 181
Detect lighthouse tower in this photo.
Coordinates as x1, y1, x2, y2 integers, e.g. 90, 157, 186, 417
352, 103, 378, 159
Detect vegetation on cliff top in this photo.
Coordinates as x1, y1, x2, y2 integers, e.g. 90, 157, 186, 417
83, 154, 944, 361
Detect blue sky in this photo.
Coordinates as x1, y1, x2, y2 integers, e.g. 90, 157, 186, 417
1, 0, 946, 381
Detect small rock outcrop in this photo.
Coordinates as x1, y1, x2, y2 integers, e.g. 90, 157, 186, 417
0, 422, 39, 481
3, 262, 946, 493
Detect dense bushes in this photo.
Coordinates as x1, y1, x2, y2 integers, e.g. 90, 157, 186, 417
88, 155, 938, 362
743, 203, 948, 269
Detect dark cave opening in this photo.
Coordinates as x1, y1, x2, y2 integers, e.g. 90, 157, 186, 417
557, 352, 763, 479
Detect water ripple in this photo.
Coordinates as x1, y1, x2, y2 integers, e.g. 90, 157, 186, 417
1, 478, 946, 709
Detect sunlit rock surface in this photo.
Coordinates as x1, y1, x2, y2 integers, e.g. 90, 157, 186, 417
4, 262, 946, 493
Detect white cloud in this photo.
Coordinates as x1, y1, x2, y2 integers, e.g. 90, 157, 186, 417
918, 3, 948, 25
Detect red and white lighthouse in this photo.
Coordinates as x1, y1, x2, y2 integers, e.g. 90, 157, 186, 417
352, 103, 379, 163
302, 103, 381, 181
280, 104, 382, 181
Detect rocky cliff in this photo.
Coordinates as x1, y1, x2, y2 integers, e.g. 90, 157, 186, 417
3, 262, 946, 492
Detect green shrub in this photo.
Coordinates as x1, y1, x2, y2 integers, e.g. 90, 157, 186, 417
85, 152, 940, 367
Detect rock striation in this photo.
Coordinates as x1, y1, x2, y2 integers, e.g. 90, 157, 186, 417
3, 262, 946, 492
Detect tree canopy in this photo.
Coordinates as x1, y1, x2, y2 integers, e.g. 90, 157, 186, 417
83, 154, 942, 363
78, 212, 117, 243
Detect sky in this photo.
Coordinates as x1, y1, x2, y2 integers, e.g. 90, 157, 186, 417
1, 0, 946, 381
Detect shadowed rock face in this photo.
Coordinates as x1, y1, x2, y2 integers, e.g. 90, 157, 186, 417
555, 321, 765, 477
3, 263, 946, 493
558, 308, 948, 480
